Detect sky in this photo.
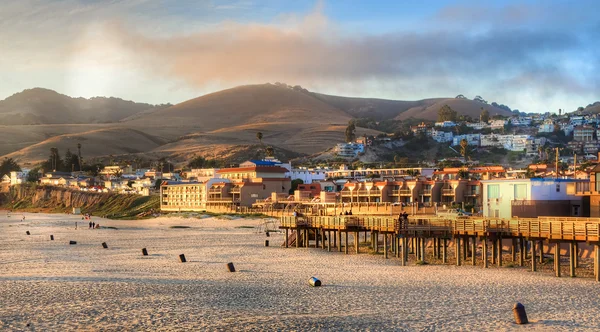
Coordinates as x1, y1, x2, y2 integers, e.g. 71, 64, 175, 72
0, 0, 599, 113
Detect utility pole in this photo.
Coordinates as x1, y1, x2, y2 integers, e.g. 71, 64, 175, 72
555, 147, 560, 179
574, 153, 577, 178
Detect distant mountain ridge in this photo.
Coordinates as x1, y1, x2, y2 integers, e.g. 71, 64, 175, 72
0, 83, 588, 165
0, 88, 170, 125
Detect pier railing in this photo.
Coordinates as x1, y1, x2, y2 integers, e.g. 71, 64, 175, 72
280, 215, 600, 242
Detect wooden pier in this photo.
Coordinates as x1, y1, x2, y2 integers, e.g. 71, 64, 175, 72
279, 215, 600, 281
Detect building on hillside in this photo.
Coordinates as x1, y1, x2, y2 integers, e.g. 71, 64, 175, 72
575, 164, 600, 216
9, 170, 30, 185
538, 119, 555, 133
39, 171, 76, 187
99, 165, 133, 178
584, 141, 600, 154
335, 143, 365, 157
185, 168, 221, 181
325, 165, 436, 180
574, 126, 595, 142
410, 122, 429, 135
466, 122, 488, 130
430, 129, 453, 143
288, 166, 328, 184
434, 121, 457, 128
482, 178, 585, 219
489, 119, 507, 129
452, 134, 480, 146
510, 117, 532, 126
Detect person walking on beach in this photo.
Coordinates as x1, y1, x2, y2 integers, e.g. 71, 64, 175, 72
92, 222, 96, 229
75, 221, 78, 230
89, 221, 92, 229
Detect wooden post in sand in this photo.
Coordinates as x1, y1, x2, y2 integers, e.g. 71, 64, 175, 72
539, 240, 544, 264
463, 237, 468, 261
355, 232, 359, 254
402, 237, 408, 266
102, 242, 108, 249
285, 229, 289, 248
327, 230, 331, 252
179, 254, 187, 263
574, 242, 579, 268
315, 229, 319, 248
26, 231, 30, 235
142, 248, 148, 256
50, 235, 54, 241
511, 238, 517, 262
296, 229, 299, 248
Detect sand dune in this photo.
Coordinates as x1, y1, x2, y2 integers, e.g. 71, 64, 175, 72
1, 212, 599, 330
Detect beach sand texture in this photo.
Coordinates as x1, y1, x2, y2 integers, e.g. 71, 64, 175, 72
1, 212, 600, 331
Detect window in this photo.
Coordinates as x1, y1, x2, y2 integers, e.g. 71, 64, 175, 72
556, 184, 560, 192
514, 184, 527, 200
487, 184, 500, 199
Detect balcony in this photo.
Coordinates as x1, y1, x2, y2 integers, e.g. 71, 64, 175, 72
398, 189, 411, 196
420, 189, 432, 195
206, 197, 235, 202
575, 182, 592, 195
357, 190, 369, 195
229, 188, 241, 194
208, 188, 223, 194
442, 188, 455, 196
464, 188, 481, 196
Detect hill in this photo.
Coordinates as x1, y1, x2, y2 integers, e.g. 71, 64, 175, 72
0, 88, 166, 125
0, 84, 538, 165
397, 98, 514, 121
126, 84, 352, 130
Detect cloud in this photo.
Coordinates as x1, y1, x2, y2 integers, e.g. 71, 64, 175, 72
93, 3, 596, 107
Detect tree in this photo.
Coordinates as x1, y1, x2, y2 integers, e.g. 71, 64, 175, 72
0, 158, 21, 178
480, 108, 490, 123
256, 132, 263, 145
64, 149, 80, 172
289, 179, 304, 194
77, 143, 83, 171
265, 146, 275, 158
457, 169, 470, 179
460, 139, 469, 160
345, 121, 356, 143
437, 105, 457, 122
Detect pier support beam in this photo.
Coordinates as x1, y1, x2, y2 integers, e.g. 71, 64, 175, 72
520, 237, 525, 267
539, 240, 544, 264
315, 229, 319, 248
345, 232, 349, 255
554, 243, 561, 277
463, 237, 468, 261
531, 240, 536, 272
575, 242, 579, 268
569, 242, 576, 278
355, 232, 359, 254
327, 231, 331, 252
285, 228, 289, 248
384, 233, 388, 259
338, 231, 342, 252
511, 238, 517, 262
497, 235, 502, 267
442, 238, 447, 263
455, 237, 461, 266
471, 237, 476, 266
595, 245, 600, 282
296, 229, 299, 248
482, 236, 488, 268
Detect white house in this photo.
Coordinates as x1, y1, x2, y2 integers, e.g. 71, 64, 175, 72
466, 122, 488, 130
288, 167, 328, 184
481, 178, 584, 219
335, 143, 365, 157
452, 134, 480, 146
10, 170, 30, 185
489, 119, 507, 130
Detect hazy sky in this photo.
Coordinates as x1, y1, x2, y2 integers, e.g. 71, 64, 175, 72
1, 0, 598, 113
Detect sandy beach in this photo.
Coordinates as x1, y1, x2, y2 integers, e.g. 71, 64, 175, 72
1, 212, 600, 331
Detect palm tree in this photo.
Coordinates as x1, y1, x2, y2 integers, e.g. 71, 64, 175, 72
545, 147, 552, 161
256, 132, 263, 145
265, 146, 274, 158
537, 146, 543, 160
50, 147, 58, 171
460, 139, 469, 161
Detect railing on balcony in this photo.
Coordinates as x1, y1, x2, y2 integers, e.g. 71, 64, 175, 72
208, 188, 222, 194
398, 189, 411, 195
442, 188, 454, 195
420, 189, 432, 195
357, 190, 369, 195
464, 188, 481, 196
575, 182, 591, 194
206, 197, 236, 202
229, 188, 241, 194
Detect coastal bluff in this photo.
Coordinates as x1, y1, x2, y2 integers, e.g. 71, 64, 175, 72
0, 185, 158, 218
